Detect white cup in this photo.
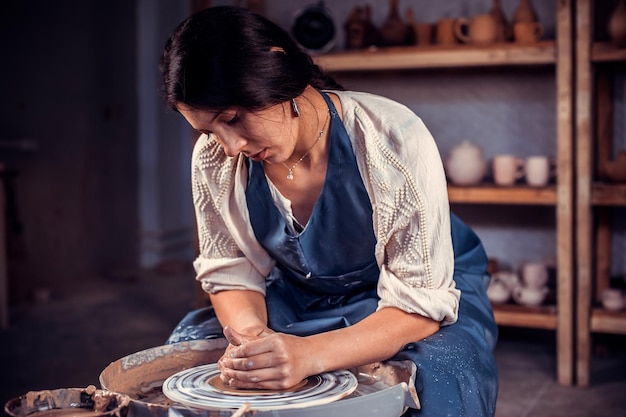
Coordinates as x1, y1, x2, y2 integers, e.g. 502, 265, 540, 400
525, 156, 556, 187
493, 155, 524, 186
601, 289, 625, 311
522, 262, 549, 289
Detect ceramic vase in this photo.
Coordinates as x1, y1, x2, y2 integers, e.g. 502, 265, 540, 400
608, 0, 626, 45
490, 0, 511, 41
513, 0, 539, 24
379, 0, 410, 46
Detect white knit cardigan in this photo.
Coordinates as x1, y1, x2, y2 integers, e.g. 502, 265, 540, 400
190, 90, 459, 324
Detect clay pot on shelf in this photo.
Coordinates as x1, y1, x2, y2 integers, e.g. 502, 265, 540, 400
344, 6, 366, 49
601, 288, 625, 312
608, 0, 626, 46
445, 141, 487, 186
512, 0, 539, 24
487, 278, 512, 304
604, 150, 626, 183
512, 285, 548, 307
490, 0, 511, 41
454, 14, 499, 45
378, 0, 411, 46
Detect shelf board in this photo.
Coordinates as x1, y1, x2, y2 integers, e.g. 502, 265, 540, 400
591, 42, 626, 63
448, 185, 557, 205
591, 183, 626, 206
590, 308, 626, 334
314, 41, 556, 72
492, 304, 558, 330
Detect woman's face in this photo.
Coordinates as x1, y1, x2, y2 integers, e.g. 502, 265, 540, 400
177, 102, 297, 163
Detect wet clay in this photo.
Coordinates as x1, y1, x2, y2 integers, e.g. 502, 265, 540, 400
6, 387, 129, 417
208, 375, 309, 396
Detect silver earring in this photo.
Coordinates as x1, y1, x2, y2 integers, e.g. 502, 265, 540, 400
291, 98, 300, 117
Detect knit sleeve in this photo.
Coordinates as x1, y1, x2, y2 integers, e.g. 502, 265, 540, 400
344, 92, 460, 324
191, 135, 268, 295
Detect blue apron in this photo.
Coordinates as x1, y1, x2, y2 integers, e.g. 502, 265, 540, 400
167, 92, 498, 416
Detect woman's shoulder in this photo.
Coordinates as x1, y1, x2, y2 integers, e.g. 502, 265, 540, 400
192, 133, 231, 169
330, 90, 416, 119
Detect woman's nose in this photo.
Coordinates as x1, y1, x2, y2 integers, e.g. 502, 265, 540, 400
218, 134, 247, 157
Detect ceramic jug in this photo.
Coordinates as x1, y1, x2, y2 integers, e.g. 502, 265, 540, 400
379, 0, 410, 46
454, 14, 499, 45
608, 0, 626, 45
445, 141, 487, 186
512, 0, 538, 24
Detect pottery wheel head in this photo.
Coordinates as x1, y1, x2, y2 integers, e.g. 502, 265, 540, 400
162, 363, 358, 411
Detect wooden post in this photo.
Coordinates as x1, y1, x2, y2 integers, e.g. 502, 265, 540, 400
556, 0, 575, 387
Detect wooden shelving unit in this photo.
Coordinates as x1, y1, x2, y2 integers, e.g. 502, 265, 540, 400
314, 41, 556, 71
315, 1, 574, 386
447, 185, 557, 205
575, 0, 626, 388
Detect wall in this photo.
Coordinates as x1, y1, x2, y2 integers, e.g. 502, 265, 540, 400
1, 1, 140, 299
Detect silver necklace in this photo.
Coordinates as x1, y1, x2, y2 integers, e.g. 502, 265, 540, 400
282, 112, 329, 180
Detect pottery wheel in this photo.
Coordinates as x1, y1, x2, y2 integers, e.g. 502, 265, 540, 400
162, 363, 358, 411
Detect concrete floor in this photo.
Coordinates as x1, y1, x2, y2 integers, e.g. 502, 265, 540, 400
1, 270, 625, 416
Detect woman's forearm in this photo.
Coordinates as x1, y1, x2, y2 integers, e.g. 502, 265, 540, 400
209, 289, 269, 336
304, 307, 440, 374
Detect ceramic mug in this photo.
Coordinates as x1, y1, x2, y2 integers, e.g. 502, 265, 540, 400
454, 14, 498, 45
493, 154, 524, 186
522, 262, 549, 289
525, 155, 556, 187
413, 22, 434, 46
513, 21, 544, 44
436, 18, 459, 45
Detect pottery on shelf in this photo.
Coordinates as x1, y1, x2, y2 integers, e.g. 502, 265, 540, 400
445, 140, 487, 186
601, 288, 625, 312
490, 0, 512, 41
378, 0, 411, 46
512, 285, 548, 307
487, 278, 512, 304
608, 0, 626, 45
344, 6, 366, 49
604, 150, 626, 183
512, 0, 539, 24
454, 14, 499, 45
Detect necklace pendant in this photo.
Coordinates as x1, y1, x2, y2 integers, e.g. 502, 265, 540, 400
286, 169, 294, 180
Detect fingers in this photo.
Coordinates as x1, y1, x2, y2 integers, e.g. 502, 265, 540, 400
220, 366, 300, 391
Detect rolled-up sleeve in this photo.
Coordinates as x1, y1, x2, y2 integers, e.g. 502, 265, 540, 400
194, 255, 266, 294
339, 91, 460, 324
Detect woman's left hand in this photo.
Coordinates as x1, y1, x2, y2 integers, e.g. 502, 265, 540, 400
218, 326, 314, 390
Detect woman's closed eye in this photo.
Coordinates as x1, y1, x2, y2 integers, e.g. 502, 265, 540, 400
226, 113, 240, 125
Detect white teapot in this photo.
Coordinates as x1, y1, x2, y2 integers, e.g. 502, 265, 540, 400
445, 140, 487, 186
487, 278, 511, 304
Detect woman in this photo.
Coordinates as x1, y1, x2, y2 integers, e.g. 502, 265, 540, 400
161, 6, 498, 416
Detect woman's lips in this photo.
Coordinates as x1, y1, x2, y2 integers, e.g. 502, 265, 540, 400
250, 149, 267, 161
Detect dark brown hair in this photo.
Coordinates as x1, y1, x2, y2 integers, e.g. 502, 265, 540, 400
160, 6, 342, 111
